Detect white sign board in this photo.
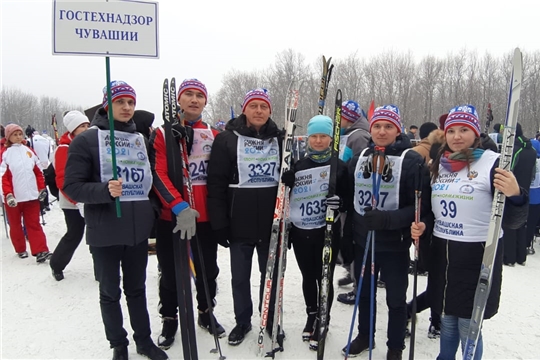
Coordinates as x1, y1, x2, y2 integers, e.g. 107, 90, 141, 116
52, 0, 159, 58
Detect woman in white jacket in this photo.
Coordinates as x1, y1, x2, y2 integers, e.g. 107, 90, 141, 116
1, 124, 51, 262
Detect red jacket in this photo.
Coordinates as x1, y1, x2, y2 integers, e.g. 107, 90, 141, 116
55, 131, 77, 204
149, 120, 219, 222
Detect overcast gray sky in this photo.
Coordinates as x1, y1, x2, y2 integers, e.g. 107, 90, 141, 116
2, 0, 539, 123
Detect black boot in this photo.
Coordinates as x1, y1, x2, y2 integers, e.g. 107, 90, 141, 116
136, 342, 168, 360
198, 309, 226, 338
387, 348, 403, 360
341, 333, 373, 357
228, 323, 252, 346
112, 345, 128, 360
302, 311, 317, 341
157, 317, 177, 350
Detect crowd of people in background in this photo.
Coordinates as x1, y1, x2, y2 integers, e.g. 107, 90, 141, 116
1, 78, 538, 360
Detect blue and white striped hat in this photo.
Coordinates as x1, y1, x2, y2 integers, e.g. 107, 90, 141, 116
370, 104, 402, 133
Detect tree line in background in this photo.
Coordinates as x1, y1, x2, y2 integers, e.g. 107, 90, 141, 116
1, 88, 84, 136
2, 48, 539, 138
206, 48, 540, 137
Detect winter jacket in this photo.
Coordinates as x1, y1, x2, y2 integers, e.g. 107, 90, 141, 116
529, 139, 540, 205
413, 129, 445, 163
341, 118, 370, 162
344, 134, 431, 253
63, 108, 155, 247
32, 134, 51, 169
149, 120, 219, 222
54, 131, 78, 210
426, 151, 528, 319
288, 155, 349, 245
207, 114, 282, 243
1, 143, 45, 202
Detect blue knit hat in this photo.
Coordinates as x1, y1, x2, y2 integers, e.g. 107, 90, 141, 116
242, 88, 272, 113
370, 104, 402, 133
102, 80, 136, 110
307, 115, 333, 137
178, 78, 208, 104
445, 104, 481, 137
342, 100, 363, 123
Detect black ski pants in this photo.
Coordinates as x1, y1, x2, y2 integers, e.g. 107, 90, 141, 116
229, 240, 278, 326
50, 209, 86, 273
90, 240, 152, 349
291, 226, 339, 316
156, 219, 219, 316
503, 224, 527, 265
407, 290, 440, 327
354, 246, 409, 351
526, 203, 540, 248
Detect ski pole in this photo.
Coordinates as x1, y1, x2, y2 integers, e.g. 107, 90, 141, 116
409, 164, 423, 360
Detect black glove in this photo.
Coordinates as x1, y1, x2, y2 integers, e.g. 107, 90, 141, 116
214, 228, 230, 248
171, 121, 187, 139
363, 206, 390, 231
281, 170, 295, 188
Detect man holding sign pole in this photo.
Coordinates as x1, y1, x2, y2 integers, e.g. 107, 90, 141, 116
63, 82, 167, 360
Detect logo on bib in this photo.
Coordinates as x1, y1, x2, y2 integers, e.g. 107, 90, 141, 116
320, 170, 328, 179
320, 183, 329, 191
269, 148, 278, 155
200, 133, 209, 140
467, 170, 478, 180
135, 139, 143, 149
203, 144, 212, 153
459, 184, 474, 194
137, 152, 146, 161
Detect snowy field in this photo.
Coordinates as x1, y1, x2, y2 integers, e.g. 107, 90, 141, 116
1, 203, 539, 360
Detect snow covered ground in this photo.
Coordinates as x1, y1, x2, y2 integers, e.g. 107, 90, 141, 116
2, 203, 539, 360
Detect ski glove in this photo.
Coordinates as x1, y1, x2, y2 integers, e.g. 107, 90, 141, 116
363, 206, 390, 231
281, 170, 295, 188
173, 207, 200, 240
214, 228, 230, 248
38, 189, 48, 202
6, 194, 17, 208
325, 195, 342, 211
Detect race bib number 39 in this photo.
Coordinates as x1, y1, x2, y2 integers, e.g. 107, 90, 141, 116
236, 134, 280, 188
98, 129, 152, 202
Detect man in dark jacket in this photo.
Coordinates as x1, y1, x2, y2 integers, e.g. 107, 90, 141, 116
63, 81, 168, 360
341, 105, 431, 360
207, 88, 282, 346
503, 123, 536, 266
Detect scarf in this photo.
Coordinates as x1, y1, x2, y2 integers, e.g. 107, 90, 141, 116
440, 148, 485, 173
306, 145, 331, 163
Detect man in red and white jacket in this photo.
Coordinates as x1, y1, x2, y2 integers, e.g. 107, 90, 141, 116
149, 78, 225, 349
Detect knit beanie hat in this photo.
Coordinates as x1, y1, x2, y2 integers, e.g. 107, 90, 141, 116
370, 105, 402, 133
178, 78, 208, 104
342, 100, 363, 123
102, 80, 136, 110
444, 105, 481, 137
419, 122, 439, 140
307, 115, 333, 137
63, 111, 90, 134
4, 124, 23, 141
242, 88, 272, 113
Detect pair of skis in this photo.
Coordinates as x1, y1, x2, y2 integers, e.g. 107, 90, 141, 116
463, 48, 522, 360
162, 78, 224, 360
258, 80, 301, 358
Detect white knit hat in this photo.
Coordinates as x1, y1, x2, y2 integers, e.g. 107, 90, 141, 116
63, 111, 90, 134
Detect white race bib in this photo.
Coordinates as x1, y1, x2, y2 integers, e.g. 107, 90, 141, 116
235, 133, 280, 188
289, 165, 330, 229
531, 158, 540, 189
98, 129, 152, 202
353, 149, 410, 215
432, 151, 499, 242
188, 126, 214, 186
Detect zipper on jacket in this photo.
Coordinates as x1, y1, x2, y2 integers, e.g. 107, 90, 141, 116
442, 239, 450, 316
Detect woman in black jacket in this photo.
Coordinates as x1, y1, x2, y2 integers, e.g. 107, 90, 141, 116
63, 81, 167, 360
411, 104, 525, 360
280, 115, 348, 350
